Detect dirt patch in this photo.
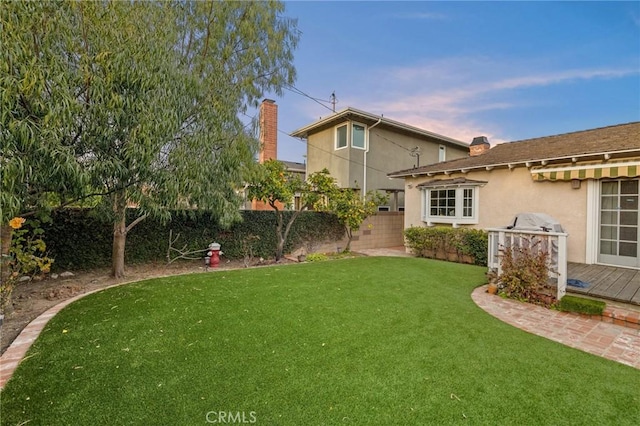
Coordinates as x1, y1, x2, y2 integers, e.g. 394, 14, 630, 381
0, 258, 275, 355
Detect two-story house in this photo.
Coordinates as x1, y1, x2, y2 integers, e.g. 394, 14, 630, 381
291, 108, 469, 211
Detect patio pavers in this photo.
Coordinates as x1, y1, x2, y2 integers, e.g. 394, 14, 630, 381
472, 285, 640, 370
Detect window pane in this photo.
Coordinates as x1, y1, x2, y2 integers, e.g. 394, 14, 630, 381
620, 226, 638, 242
352, 124, 365, 149
619, 242, 637, 257
601, 211, 618, 225
601, 196, 617, 210
600, 240, 616, 255
620, 211, 638, 226
601, 181, 617, 195
620, 195, 638, 210
429, 189, 456, 217
621, 180, 638, 195
463, 188, 473, 217
336, 125, 347, 148
600, 225, 617, 240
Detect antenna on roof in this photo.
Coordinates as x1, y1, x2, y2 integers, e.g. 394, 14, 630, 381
330, 91, 337, 112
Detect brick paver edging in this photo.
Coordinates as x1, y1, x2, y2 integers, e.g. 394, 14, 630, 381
472, 285, 640, 370
0, 280, 137, 390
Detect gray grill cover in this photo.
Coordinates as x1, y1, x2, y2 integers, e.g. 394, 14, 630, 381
507, 213, 564, 233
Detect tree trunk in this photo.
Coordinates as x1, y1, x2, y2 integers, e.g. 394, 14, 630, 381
112, 212, 127, 278
275, 210, 284, 261
344, 228, 353, 252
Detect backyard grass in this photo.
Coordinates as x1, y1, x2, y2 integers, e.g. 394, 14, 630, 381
1, 257, 638, 425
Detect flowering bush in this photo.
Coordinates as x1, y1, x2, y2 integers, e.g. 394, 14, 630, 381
1, 218, 54, 314
498, 238, 550, 303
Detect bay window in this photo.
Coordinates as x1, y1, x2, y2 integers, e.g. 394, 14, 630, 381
419, 178, 485, 226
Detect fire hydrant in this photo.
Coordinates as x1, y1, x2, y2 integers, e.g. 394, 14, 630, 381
205, 242, 222, 268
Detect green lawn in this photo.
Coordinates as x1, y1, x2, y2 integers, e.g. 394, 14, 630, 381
1, 257, 638, 425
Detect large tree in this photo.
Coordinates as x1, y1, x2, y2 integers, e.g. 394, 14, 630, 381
1, 2, 86, 247
1, 1, 299, 277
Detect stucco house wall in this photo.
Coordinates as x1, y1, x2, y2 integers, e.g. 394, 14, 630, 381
393, 122, 640, 269
402, 167, 588, 263
295, 108, 469, 209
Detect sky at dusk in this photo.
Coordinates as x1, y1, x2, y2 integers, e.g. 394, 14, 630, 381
249, 1, 640, 163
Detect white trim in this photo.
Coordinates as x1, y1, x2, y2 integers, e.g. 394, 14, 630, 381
351, 122, 367, 150
585, 180, 599, 264
335, 123, 348, 150
421, 185, 479, 226
438, 145, 446, 162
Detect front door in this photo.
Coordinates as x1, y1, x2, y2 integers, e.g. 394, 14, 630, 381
598, 179, 639, 268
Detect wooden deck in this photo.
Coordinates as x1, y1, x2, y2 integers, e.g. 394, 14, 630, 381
567, 263, 640, 305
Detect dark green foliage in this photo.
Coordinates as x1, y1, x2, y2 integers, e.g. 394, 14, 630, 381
460, 228, 488, 266
559, 295, 606, 315
42, 209, 344, 271
403, 226, 488, 266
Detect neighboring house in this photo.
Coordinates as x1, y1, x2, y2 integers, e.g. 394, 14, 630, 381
388, 122, 640, 268
290, 108, 469, 211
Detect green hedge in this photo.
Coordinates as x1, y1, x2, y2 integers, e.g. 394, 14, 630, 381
558, 295, 606, 316
403, 226, 488, 266
42, 209, 345, 271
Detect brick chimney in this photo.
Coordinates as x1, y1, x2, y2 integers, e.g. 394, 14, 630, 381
469, 136, 490, 156
259, 99, 278, 163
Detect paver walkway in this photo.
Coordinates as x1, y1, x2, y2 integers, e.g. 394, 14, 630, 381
472, 285, 640, 369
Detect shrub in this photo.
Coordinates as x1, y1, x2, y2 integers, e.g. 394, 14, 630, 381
558, 295, 606, 316
1, 218, 54, 314
403, 226, 488, 266
42, 209, 345, 271
498, 239, 549, 301
305, 253, 329, 262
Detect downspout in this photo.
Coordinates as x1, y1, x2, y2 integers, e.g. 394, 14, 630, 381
363, 117, 382, 198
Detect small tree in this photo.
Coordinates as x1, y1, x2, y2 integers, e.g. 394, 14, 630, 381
247, 160, 335, 261
329, 189, 388, 252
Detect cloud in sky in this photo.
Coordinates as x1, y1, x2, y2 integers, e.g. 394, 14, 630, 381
274, 1, 640, 162
350, 57, 639, 145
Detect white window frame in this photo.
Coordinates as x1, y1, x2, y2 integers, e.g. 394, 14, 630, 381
351, 122, 367, 150
438, 145, 446, 162
334, 121, 368, 151
335, 124, 348, 150
421, 186, 479, 226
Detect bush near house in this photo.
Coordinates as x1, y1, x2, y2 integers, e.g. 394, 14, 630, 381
42, 209, 344, 271
404, 226, 488, 266
558, 295, 606, 316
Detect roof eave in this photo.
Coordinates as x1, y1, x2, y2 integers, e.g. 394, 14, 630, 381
388, 148, 640, 179
290, 107, 468, 147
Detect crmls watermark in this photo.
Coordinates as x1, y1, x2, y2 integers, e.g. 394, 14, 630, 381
205, 411, 257, 424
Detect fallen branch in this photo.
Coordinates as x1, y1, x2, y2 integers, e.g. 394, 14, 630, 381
166, 230, 208, 264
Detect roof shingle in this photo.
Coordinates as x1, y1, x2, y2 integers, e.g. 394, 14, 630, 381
389, 122, 640, 177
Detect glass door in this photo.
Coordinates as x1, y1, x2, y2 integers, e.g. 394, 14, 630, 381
599, 179, 639, 268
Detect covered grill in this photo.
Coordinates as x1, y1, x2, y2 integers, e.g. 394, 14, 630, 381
506, 212, 564, 233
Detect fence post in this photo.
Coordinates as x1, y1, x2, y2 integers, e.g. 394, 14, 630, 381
556, 233, 567, 299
